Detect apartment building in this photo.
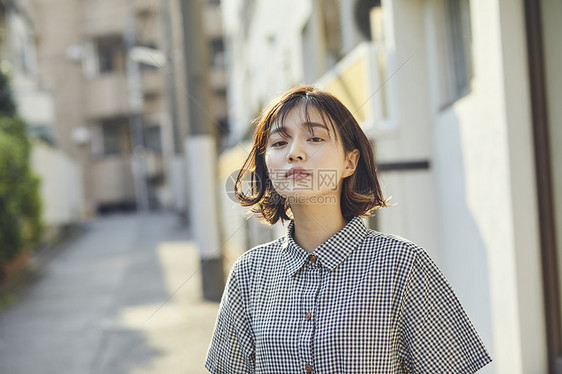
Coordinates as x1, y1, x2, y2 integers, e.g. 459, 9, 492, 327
32, 0, 228, 215
219, 0, 562, 372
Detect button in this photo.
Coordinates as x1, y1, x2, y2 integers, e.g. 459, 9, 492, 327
309, 255, 317, 263
305, 364, 313, 372
305, 312, 312, 320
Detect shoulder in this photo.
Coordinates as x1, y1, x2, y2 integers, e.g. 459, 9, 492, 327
362, 229, 424, 260
224, 237, 286, 299
363, 230, 452, 291
360, 229, 442, 277
230, 236, 285, 275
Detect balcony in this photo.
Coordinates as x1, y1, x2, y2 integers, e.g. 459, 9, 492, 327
140, 69, 165, 95
82, 0, 129, 37
85, 73, 130, 119
133, 0, 159, 16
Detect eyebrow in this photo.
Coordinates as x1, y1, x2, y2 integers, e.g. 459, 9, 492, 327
269, 122, 330, 136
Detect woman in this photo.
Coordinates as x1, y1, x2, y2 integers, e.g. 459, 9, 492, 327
205, 86, 491, 373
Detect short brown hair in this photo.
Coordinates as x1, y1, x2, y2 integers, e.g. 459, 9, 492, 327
234, 85, 388, 225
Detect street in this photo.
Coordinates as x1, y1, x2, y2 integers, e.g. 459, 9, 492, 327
0, 212, 219, 374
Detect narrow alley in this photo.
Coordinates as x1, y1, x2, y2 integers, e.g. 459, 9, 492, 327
0, 212, 219, 374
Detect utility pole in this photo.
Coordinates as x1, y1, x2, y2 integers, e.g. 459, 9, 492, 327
161, 0, 187, 221
161, 0, 182, 155
180, 0, 224, 301
124, 14, 150, 213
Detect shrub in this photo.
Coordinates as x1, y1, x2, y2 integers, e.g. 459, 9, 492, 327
0, 72, 43, 270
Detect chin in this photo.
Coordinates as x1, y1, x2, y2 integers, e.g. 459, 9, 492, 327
285, 191, 338, 206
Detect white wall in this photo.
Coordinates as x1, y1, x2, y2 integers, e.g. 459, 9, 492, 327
365, 0, 547, 372
427, 0, 546, 372
372, 0, 440, 261
31, 141, 85, 226
222, 0, 314, 144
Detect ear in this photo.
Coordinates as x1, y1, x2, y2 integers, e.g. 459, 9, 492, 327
343, 149, 360, 178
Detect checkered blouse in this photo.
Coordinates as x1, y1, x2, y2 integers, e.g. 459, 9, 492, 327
205, 216, 491, 373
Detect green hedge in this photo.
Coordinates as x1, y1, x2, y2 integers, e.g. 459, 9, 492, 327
0, 72, 43, 269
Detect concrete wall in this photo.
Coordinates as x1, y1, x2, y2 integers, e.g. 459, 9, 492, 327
373, 0, 547, 372
541, 0, 562, 333
31, 141, 85, 226
428, 0, 545, 372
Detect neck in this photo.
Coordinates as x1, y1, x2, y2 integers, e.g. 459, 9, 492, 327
290, 203, 349, 252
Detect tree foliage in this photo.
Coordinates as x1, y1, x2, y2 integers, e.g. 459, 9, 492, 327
0, 70, 43, 269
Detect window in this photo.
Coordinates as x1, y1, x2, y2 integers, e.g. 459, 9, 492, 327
96, 36, 125, 74
436, 0, 473, 107
301, 0, 343, 83
209, 37, 226, 69
21, 37, 36, 75
353, 0, 380, 41
99, 117, 131, 156
320, 0, 342, 64
144, 125, 162, 153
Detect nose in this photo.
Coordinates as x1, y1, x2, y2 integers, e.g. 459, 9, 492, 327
286, 139, 306, 162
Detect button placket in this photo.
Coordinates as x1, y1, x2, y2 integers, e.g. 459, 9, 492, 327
298, 257, 320, 374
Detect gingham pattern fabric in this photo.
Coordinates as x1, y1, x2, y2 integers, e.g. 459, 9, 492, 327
205, 216, 492, 373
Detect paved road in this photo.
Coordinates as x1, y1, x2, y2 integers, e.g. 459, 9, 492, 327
0, 212, 220, 374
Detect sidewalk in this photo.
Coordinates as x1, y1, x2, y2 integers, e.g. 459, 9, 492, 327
0, 212, 220, 374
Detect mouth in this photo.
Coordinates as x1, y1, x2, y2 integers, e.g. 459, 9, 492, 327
286, 168, 312, 178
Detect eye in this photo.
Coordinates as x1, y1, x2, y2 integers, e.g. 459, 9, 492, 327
271, 141, 287, 147
309, 137, 324, 143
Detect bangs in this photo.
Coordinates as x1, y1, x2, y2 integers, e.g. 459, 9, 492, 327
267, 95, 339, 142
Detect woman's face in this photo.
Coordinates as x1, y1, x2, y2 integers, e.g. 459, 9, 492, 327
264, 105, 359, 204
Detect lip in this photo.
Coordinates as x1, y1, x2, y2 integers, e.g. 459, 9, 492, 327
286, 167, 312, 178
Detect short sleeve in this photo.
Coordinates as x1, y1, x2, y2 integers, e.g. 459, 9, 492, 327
205, 264, 255, 374
400, 248, 492, 373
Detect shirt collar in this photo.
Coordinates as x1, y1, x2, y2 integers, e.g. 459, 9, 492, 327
281, 215, 368, 277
